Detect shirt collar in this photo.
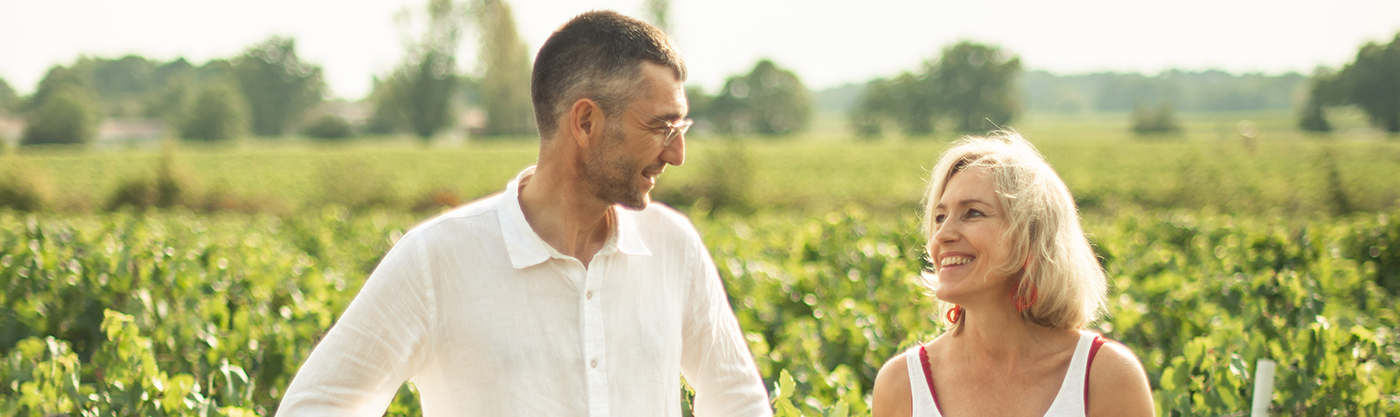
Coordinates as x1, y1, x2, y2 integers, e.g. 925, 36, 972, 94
498, 166, 651, 270
612, 209, 652, 257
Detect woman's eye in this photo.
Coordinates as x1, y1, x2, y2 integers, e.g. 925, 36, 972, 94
966, 209, 984, 218
934, 214, 947, 224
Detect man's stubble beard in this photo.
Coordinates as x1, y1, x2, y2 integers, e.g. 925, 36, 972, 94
584, 123, 650, 210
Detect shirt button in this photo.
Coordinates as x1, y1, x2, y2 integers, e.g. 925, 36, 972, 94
586, 291, 593, 300
590, 360, 598, 368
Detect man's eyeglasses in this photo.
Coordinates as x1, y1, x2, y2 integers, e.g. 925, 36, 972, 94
594, 96, 692, 147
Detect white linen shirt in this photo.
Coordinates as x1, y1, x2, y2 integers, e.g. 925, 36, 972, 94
278, 166, 771, 417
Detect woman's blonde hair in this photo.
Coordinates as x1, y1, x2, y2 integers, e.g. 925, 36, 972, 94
922, 131, 1107, 330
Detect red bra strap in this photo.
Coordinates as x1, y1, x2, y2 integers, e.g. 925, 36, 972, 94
919, 345, 945, 415
1084, 335, 1107, 410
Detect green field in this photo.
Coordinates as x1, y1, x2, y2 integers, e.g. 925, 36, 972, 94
2, 110, 1398, 416
6, 109, 1399, 217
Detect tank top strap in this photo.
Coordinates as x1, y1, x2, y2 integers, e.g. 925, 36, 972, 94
904, 345, 942, 417
1041, 331, 1098, 416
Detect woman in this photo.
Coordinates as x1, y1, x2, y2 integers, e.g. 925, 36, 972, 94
872, 132, 1154, 417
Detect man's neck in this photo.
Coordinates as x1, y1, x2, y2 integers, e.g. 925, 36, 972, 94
518, 164, 614, 268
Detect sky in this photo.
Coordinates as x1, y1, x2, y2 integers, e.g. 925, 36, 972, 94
3, 0, 1398, 100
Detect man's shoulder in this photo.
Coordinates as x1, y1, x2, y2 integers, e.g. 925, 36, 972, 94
405, 192, 505, 239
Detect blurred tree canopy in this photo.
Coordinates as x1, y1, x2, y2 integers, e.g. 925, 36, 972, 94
852, 41, 1021, 137
5, 50, 320, 144
1306, 33, 1400, 133
0, 77, 17, 113
181, 82, 249, 142
1299, 67, 1339, 132
368, 0, 535, 139
72, 55, 157, 117
369, 0, 469, 139
20, 56, 237, 122
707, 59, 812, 136
1131, 101, 1182, 135
302, 114, 354, 140
474, 0, 534, 136
851, 73, 937, 136
645, 0, 671, 34
929, 42, 1022, 132
1019, 71, 1305, 114
22, 89, 102, 145
20, 65, 104, 145
23, 65, 90, 114
233, 37, 327, 137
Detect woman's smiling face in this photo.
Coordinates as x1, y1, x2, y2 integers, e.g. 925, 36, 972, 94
928, 166, 1014, 302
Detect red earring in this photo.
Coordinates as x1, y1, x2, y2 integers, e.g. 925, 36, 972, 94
1012, 284, 1039, 312
945, 305, 964, 324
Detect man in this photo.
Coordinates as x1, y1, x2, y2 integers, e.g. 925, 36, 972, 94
277, 10, 772, 416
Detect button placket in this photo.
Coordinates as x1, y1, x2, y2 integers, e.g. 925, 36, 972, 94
582, 257, 610, 417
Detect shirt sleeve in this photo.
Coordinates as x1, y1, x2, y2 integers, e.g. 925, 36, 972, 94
679, 236, 773, 417
277, 230, 437, 416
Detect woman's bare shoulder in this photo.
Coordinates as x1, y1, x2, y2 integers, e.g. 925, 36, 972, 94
872, 350, 914, 417
1088, 339, 1155, 417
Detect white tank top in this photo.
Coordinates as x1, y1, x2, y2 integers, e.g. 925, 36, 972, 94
904, 331, 1105, 417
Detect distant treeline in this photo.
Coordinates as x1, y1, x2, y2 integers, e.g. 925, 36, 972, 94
1021, 70, 1307, 112
816, 70, 1308, 114
0, 0, 541, 145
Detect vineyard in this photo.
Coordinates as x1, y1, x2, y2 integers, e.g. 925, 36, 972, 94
2, 204, 1397, 415
2, 110, 1399, 415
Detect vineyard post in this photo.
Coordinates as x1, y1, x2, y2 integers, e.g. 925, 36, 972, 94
1250, 359, 1277, 417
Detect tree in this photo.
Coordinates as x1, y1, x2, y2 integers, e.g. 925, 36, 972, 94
21, 86, 103, 145
1299, 68, 1341, 132
144, 75, 195, 127
849, 78, 895, 138
23, 65, 89, 113
1305, 33, 1400, 133
926, 41, 1022, 132
1339, 33, 1400, 132
180, 82, 248, 142
0, 77, 18, 113
645, 0, 670, 34
21, 66, 104, 145
850, 73, 940, 137
474, 0, 534, 136
302, 114, 354, 140
72, 55, 159, 117
233, 37, 327, 136
371, 0, 469, 140
142, 58, 235, 128
1131, 100, 1182, 135
709, 59, 812, 136
850, 41, 1019, 136
1298, 101, 1332, 132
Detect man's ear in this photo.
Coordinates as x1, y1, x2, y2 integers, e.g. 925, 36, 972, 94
568, 98, 605, 150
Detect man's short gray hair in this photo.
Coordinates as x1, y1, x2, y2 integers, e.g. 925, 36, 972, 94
530, 11, 686, 139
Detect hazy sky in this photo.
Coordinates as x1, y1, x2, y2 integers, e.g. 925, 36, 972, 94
3, 0, 1398, 99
